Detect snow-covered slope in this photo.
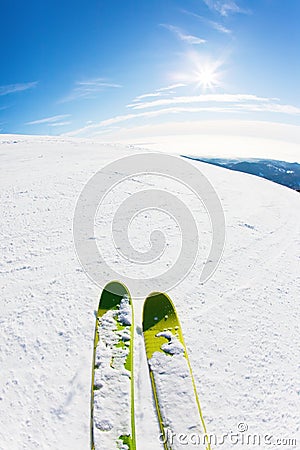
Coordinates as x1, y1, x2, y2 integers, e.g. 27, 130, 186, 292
0, 135, 299, 449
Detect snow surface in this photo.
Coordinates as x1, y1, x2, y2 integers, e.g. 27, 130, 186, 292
93, 295, 132, 449
0, 135, 299, 450
149, 331, 207, 449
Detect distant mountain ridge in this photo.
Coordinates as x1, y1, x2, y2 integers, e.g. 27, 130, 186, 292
182, 156, 300, 191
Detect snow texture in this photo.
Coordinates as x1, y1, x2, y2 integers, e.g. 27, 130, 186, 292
156, 330, 185, 355
118, 296, 132, 327
0, 135, 299, 449
149, 331, 207, 449
93, 295, 131, 449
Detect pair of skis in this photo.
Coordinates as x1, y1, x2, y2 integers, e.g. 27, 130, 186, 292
91, 281, 211, 450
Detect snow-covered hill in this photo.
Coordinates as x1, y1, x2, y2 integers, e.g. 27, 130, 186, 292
0, 135, 299, 449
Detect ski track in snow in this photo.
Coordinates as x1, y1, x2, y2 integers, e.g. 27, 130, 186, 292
0, 135, 299, 450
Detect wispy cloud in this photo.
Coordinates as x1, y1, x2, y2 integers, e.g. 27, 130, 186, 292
48, 121, 72, 127
26, 114, 71, 125
134, 92, 163, 101
0, 81, 38, 96
237, 103, 300, 115
202, 0, 250, 16
97, 107, 238, 128
132, 84, 186, 103
182, 10, 231, 34
65, 98, 300, 138
127, 94, 278, 110
100, 103, 300, 127
161, 24, 206, 45
65, 108, 207, 136
60, 78, 122, 102
157, 83, 187, 92
209, 20, 232, 34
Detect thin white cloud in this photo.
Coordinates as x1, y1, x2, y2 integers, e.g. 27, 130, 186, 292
203, 0, 250, 16
237, 103, 300, 115
157, 83, 187, 92
99, 107, 233, 127
48, 121, 72, 127
101, 103, 300, 126
0, 81, 38, 96
127, 94, 278, 110
65, 107, 230, 136
76, 80, 121, 88
206, 19, 232, 34
26, 114, 71, 125
134, 92, 163, 101
65, 99, 300, 138
132, 84, 186, 103
182, 10, 231, 34
161, 24, 206, 45
60, 78, 122, 102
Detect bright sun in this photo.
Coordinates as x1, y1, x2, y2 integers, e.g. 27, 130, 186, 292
174, 51, 225, 92
195, 64, 221, 90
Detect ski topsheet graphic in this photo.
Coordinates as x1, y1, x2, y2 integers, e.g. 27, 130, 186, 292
91, 281, 136, 450
143, 293, 211, 450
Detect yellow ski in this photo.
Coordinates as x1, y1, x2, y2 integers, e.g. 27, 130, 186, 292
91, 281, 136, 450
143, 292, 211, 450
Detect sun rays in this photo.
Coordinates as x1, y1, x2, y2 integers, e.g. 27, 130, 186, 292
172, 51, 226, 92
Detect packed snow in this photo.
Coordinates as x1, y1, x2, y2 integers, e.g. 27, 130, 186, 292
0, 135, 299, 450
155, 330, 184, 355
93, 295, 132, 449
149, 331, 207, 449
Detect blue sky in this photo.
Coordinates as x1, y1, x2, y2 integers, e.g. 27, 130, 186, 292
1, 0, 300, 154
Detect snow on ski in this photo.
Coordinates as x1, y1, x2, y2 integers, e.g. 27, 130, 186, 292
91, 281, 136, 450
143, 293, 211, 450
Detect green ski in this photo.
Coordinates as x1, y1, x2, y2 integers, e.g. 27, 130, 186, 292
91, 281, 136, 450
143, 292, 211, 450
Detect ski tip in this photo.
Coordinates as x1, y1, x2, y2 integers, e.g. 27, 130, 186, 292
142, 292, 178, 332
99, 280, 131, 311
103, 280, 130, 297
